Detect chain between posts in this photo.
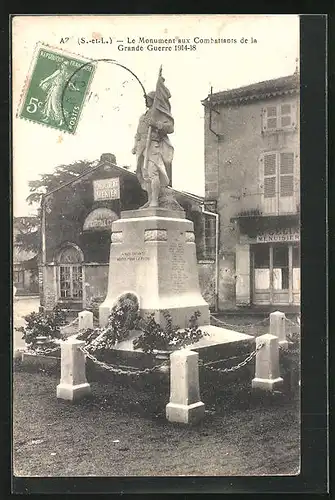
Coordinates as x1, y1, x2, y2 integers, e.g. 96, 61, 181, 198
80, 344, 168, 376
60, 317, 79, 330
200, 342, 264, 374
25, 312, 300, 374
24, 340, 168, 375
210, 314, 269, 330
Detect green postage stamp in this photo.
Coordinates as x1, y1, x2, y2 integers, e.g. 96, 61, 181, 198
18, 44, 96, 134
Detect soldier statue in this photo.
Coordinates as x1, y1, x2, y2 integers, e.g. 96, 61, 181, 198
132, 68, 175, 209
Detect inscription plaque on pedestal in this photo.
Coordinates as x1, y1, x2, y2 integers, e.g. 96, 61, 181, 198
169, 237, 188, 294
100, 209, 210, 328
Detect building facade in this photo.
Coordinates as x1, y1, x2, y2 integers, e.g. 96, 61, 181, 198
13, 218, 39, 295
202, 72, 300, 311
40, 154, 214, 314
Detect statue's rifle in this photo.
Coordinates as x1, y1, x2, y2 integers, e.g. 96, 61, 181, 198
142, 65, 163, 180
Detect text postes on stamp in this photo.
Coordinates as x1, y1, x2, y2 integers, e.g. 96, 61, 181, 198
18, 45, 96, 134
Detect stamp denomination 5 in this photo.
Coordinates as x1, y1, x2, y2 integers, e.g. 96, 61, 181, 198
18, 44, 96, 134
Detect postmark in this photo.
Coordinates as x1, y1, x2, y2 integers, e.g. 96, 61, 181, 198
17, 44, 96, 134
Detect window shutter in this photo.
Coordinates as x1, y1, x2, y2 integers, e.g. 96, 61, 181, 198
266, 106, 277, 130
261, 108, 267, 133
263, 153, 277, 198
291, 102, 297, 128
280, 103, 292, 128
262, 102, 297, 132
279, 152, 294, 197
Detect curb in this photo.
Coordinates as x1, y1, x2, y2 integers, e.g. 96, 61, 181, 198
14, 295, 40, 301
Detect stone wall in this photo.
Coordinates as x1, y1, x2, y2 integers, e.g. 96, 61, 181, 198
218, 255, 236, 309
197, 262, 215, 309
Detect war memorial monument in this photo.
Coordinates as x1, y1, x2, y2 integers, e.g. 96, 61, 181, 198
99, 67, 210, 329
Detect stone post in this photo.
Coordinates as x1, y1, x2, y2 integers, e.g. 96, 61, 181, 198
78, 310, 94, 331
166, 349, 205, 424
252, 334, 283, 391
56, 339, 91, 401
270, 310, 288, 348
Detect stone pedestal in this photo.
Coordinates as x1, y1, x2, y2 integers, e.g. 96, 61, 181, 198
166, 349, 205, 424
252, 334, 283, 391
99, 208, 209, 328
56, 339, 91, 401
78, 310, 94, 331
270, 310, 288, 348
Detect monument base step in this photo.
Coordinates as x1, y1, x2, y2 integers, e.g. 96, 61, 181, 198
113, 324, 254, 355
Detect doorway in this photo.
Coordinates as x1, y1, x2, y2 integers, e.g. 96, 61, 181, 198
56, 244, 84, 310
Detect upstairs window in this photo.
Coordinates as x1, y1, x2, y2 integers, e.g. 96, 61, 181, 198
197, 201, 217, 262
261, 151, 297, 214
262, 102, 297, 133
203, 216, 216, 260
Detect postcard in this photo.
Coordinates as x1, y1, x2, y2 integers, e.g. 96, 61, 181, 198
12, 14, 301, 481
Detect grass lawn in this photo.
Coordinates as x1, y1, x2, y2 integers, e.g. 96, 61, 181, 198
13, 369, 300, 477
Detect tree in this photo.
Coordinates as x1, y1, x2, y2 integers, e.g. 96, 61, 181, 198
16, 160, 95, 253
13, 216, 40, 254
26, 160, 95, 206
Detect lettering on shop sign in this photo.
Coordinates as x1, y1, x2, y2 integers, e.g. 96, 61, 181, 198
83, 208, 119, 231
116, 250, 150, 262
257, 229, 300, 243
93, 178, 120, 200
169, 238, 187, 293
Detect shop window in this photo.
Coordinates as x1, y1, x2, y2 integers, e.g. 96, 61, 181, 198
253, 244, 269, 268
273, 244, 289, 290
292, 245, 300, 292
253, 245, 270, 289
292, 245, 300, 267
253, 243, 300, 304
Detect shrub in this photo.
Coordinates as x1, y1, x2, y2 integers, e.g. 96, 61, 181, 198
133, 310, 207, 353
15, 304, 67, 347
77, 298, 208, 355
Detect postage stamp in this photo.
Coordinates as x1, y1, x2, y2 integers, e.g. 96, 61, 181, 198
17, 44, 96, 134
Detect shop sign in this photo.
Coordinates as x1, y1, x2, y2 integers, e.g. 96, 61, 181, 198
93, 177, 120, 200
83, 208, 119, 231
257, 229, 300, 243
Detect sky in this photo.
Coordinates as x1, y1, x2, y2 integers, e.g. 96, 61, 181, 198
12, 14, 299, 216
